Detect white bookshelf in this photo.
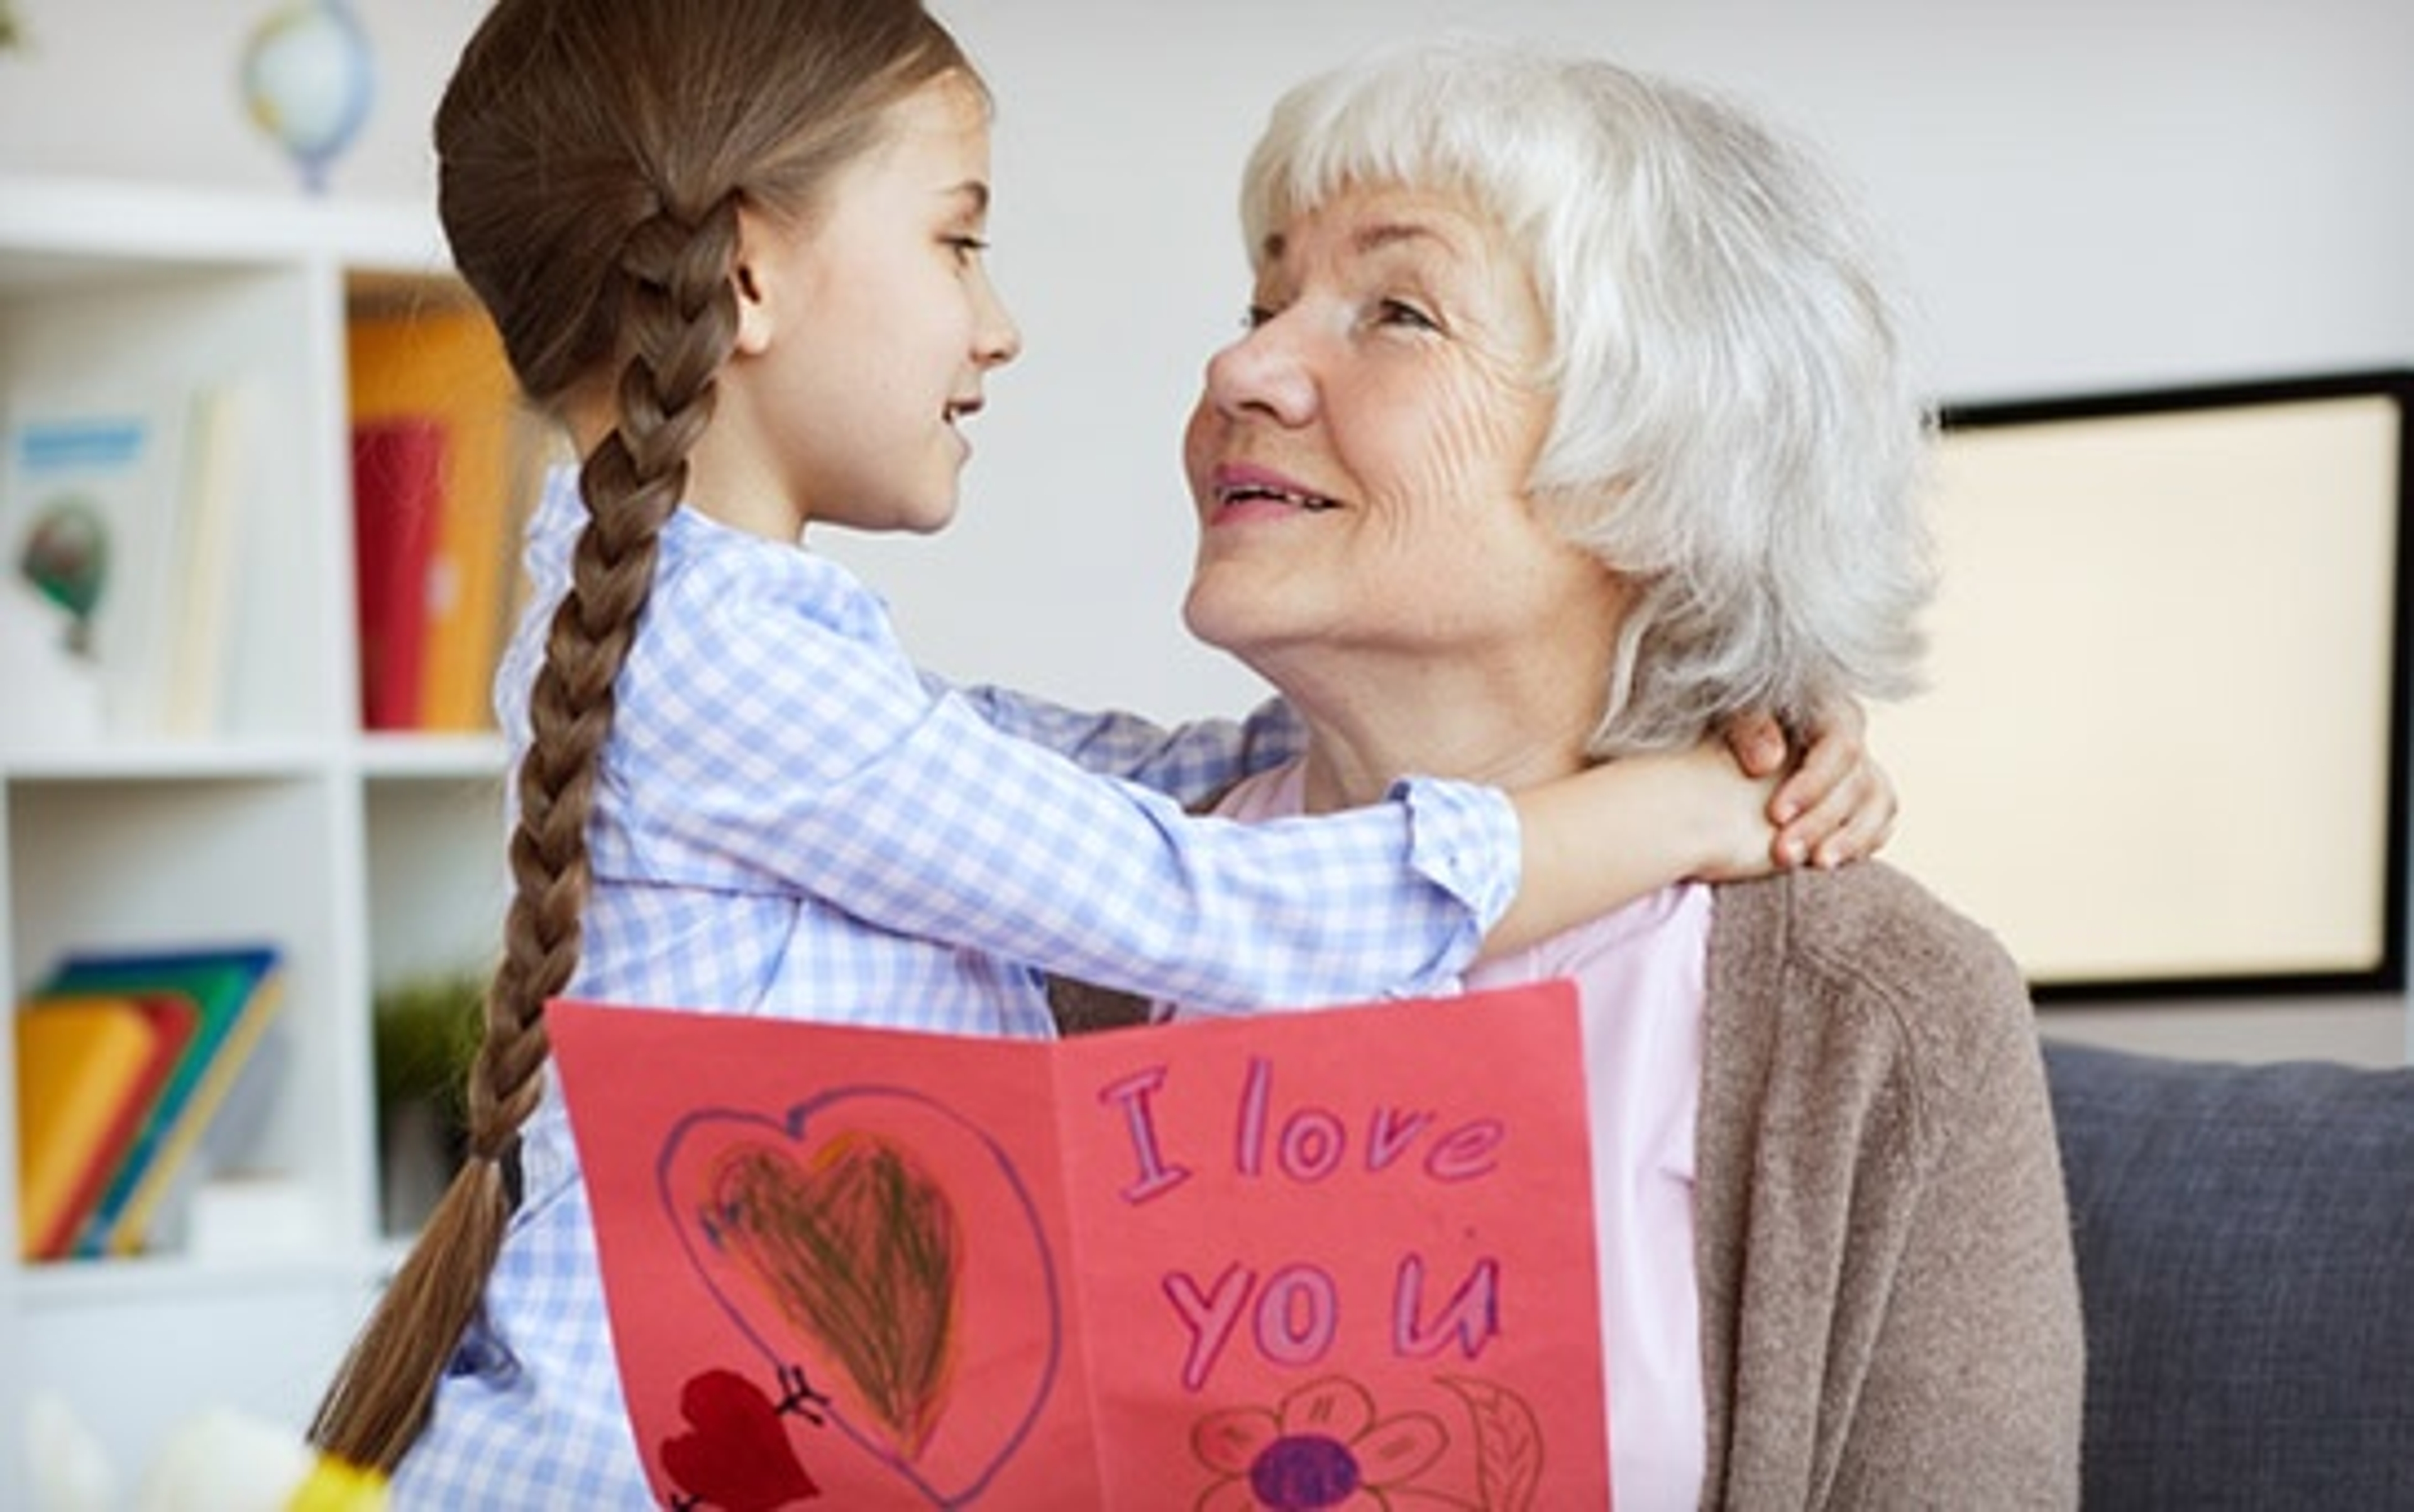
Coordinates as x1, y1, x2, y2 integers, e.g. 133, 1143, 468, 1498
0, 174, 512, 1496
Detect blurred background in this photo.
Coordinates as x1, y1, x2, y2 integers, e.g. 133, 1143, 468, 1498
4, 0, 2409, 1066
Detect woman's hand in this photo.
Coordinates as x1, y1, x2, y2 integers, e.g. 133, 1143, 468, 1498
1720, 700, 1898, 870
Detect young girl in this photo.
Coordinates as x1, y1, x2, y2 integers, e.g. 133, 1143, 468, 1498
309, 0, 1893, 1499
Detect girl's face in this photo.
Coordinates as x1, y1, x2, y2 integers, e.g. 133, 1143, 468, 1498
722, 72, 1022, 539
1179, 182, 1619, 697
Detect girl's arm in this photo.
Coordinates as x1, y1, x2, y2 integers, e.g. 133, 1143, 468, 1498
1494, 741, 1775, 954
638, 563, 1877, 1007
947, 677, 1893, 877
945, 680, 1821, 963
637, 568, 1501, 1009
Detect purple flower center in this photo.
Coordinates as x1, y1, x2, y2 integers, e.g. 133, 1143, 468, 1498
1248, 1433, 1363, 1509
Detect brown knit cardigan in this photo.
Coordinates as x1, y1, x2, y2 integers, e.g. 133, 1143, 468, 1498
1697, 862, 2083, 1508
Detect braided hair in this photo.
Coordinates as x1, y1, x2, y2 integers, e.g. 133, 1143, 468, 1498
308, 0, 975, 1470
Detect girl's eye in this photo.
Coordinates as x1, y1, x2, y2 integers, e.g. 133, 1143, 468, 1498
946, 235, 990, 263
1242, 304, 1276, 330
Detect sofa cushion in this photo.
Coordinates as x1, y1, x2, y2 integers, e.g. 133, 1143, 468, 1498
2042, 1037, 2414, 1508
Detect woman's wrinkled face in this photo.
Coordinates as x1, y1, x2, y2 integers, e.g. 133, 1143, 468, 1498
1181, 181, 1608, 682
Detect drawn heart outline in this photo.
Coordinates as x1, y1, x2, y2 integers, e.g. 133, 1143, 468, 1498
659, 1087, 1063, 1508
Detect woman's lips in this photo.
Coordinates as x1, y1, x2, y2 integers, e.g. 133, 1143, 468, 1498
1209, 462, 1339, 524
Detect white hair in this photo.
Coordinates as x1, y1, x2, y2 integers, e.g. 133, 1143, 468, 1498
1239, 36, 1937, 753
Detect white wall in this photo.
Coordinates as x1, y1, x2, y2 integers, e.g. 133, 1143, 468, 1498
6, 0, 2411, 1062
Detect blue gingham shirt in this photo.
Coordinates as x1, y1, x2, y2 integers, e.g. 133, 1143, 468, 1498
394, 469, 1521, 1508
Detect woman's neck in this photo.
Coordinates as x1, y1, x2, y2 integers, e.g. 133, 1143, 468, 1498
1259, 639, 1609, 815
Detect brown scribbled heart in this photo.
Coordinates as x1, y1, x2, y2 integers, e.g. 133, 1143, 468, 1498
706, 1132, 962, 1462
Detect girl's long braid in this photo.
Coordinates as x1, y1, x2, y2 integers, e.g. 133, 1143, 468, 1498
307, 0, 971, 1472
307, 197, 740, 1473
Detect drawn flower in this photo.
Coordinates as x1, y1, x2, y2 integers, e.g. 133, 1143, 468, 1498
1192, 1376, 1449, 1511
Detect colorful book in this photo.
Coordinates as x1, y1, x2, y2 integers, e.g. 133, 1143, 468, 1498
16, 993, 180, 1260
350, 416, 445, 731
135, 996, 294, 1258
15, 995, 152, 1260
35, 944, 286, 1258
158, 378, 264, 737
17, 990, 200, 1261
551, 981, 1612, 1508
0, 394, 190, 737
348, 302, 530, 732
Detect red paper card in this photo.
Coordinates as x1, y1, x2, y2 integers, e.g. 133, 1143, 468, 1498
550, 980, 1609, 1510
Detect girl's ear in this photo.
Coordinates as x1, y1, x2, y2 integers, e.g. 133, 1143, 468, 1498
731, 260, 774, 357
730, 210, 778, 357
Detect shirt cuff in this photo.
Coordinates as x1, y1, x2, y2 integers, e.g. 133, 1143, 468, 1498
1390, 774, 1521, 949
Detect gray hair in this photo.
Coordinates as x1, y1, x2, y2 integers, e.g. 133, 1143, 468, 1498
1239, 36, 1936, 754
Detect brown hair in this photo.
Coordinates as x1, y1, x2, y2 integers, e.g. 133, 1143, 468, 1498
308, 0, 975, 1471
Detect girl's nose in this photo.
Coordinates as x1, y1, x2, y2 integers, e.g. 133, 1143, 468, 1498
974, 268, 1022, 368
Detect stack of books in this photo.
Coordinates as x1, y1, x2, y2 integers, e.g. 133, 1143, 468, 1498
13, 942, 287, 1261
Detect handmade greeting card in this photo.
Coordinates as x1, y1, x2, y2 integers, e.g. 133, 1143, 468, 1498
549, 980, 1609, 1511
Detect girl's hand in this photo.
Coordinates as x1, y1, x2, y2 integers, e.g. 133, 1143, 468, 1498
1720, 700, 1898, 869
1487, 705, 1895, 954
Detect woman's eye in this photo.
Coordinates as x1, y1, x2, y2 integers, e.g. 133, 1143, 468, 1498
945, 235, 991, 262
1375, 298, 1438, 331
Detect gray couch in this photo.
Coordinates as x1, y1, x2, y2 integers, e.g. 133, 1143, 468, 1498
2041, 1038, 2414, 1508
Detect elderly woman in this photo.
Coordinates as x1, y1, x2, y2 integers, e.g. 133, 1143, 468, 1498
1123, 36, 2084, 1509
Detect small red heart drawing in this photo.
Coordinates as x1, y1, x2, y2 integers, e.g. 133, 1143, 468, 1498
659, 1368, 820, 1511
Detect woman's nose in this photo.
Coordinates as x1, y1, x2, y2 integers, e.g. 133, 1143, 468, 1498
1202, 312, 1314, 426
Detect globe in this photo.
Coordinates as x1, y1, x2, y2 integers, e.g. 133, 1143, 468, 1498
240, 0, 375, 194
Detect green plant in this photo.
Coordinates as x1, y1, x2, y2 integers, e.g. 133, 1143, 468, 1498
373, 971, 484, 1157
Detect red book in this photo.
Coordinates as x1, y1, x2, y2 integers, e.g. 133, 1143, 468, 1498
351, 417, 446, 731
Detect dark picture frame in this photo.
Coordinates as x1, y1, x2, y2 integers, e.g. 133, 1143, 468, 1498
1868, 369, 2413, 1003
